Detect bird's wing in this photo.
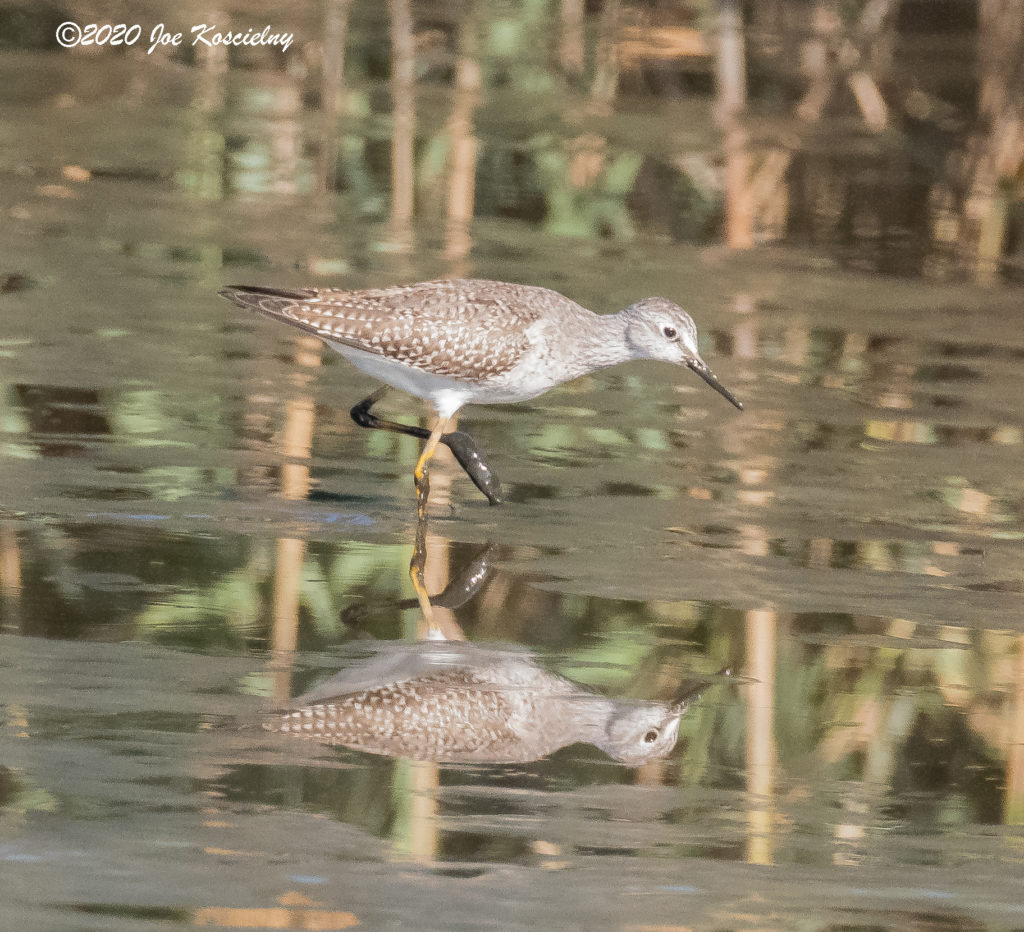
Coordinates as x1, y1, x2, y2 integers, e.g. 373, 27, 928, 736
292, 641, 494, 706
220, 279, 555, 381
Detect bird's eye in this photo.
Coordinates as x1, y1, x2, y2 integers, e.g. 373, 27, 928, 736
662, 326, 677, 339
643, 729, 659, 743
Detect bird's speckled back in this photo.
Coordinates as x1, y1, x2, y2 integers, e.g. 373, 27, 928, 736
220, 279, 594, 383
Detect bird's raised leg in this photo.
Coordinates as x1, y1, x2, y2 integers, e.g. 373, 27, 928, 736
349, 387, 405, 433
440, 433, 503, 505
349, 390, 503, 505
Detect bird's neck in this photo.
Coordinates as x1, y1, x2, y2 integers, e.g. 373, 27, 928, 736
555, 693, 616, 744
576, 310, 634, 371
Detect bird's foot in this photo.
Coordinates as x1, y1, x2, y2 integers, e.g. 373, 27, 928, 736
350, 390, 503, 505
440, 430, 504, 505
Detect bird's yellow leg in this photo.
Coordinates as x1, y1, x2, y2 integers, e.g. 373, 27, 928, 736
413, 414, 453, 519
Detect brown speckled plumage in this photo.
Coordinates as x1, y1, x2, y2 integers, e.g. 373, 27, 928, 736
221, 279, 565, 382
273, 669, 529, 761
265, 642, 719, 766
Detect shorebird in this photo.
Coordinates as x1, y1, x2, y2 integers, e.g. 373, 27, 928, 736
267, 640, 730, 765
220, 279, 742, 510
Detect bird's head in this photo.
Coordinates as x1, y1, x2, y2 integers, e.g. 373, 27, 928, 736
599, 702, 685, 766
623, 298, 743, 410
597, 667, 730, 766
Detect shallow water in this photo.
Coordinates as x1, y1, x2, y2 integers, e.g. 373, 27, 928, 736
3, 6, 1024, 931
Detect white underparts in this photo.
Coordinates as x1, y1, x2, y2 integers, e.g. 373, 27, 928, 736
327, 342, 474, 417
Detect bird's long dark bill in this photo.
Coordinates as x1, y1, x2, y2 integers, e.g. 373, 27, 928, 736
670, 666, 731, 714
687, 359, 743, 410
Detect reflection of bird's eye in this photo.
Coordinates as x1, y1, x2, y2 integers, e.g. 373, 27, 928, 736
643, 729, 659, 743
662, 326, 677, 339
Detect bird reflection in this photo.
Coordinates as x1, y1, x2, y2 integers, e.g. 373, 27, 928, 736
341, 541, 496, 631
267, 640, 727, 766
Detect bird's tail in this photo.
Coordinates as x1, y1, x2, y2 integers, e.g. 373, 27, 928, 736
218, 284, 313, 313
218, 285, 326, 338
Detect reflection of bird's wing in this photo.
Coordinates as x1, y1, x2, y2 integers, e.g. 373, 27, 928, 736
220, 279, 563, 381
360, 670, 535, 762
292, 640, 537, 707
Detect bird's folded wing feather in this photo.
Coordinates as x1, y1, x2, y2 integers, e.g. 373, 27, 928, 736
220, 279, 550, 381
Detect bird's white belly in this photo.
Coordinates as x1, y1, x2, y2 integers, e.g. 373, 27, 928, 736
326, 327, 571, 414
328, 342, 476, 417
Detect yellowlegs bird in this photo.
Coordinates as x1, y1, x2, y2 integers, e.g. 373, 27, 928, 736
219, 279, 743, 509
267, 640, 730, 765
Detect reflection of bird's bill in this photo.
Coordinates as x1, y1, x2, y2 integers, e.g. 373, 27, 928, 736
687, 358, 743, 410
670, 666, 732, 713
